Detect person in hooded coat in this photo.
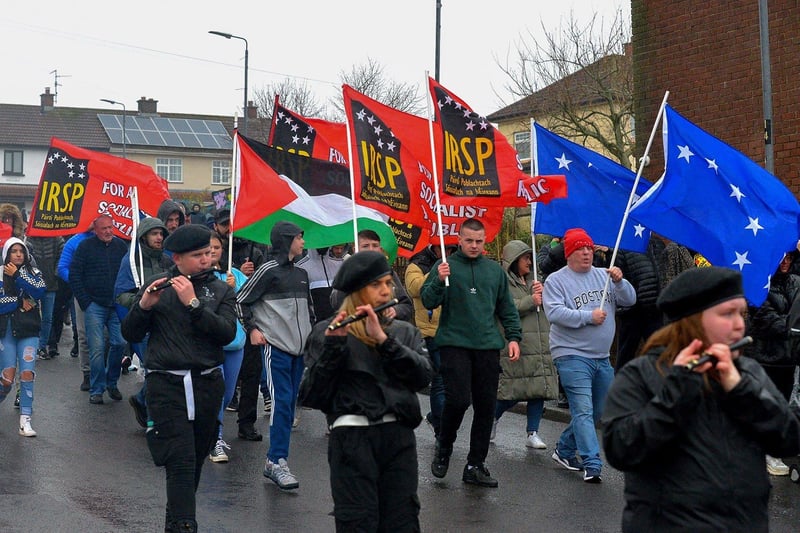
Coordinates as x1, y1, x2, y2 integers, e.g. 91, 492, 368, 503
492, 240, 559, 449
236, 221, 314, 490
114, 217, 173, 427
0, 237, 46, 436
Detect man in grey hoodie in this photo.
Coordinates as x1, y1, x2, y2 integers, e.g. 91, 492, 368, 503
236, 221, 313, 490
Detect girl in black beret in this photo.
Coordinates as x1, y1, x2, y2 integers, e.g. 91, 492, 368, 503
299, 251, 432, 532
601, 267, 800, 532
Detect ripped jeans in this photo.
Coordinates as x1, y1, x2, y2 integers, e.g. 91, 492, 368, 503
0, 322, 37, 416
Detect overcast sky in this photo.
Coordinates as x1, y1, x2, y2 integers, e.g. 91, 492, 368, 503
1, 0, 629, 119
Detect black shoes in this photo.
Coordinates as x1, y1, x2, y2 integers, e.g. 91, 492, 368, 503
226, 392, 239, 412
37, 348, 51, 360
462, 463, 499, 488
70, 344, 79, 358
238, 426, 263, 441
129, 397, 148, 428
431, 443, 452, 478
89, 394, 104, 404
107, 387, 123, 401
80, 373, 90, 391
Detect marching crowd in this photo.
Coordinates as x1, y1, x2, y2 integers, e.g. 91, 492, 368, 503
2, 199, 800, 532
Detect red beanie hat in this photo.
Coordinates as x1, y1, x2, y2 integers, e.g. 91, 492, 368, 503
563, 228, 594, 258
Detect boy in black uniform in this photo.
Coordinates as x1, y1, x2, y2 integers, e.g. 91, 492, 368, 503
300, 251, 432, 532
121, 225, 237, 533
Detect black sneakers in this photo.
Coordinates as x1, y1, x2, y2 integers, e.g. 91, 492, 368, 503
431, 443, 452, 478
129, 396, 148, 428
462, 463, 499, 487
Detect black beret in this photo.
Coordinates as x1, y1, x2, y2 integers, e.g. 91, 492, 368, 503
657, 267, 744, 323
332, 251, 392, 294
163, 224, 212, 253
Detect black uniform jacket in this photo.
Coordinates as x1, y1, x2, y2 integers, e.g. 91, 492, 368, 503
121, 266, 237, 371
602, 350, 800, 533
299, 319, 432, 428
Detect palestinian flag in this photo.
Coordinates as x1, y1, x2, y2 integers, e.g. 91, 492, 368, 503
233, 133, 401, 261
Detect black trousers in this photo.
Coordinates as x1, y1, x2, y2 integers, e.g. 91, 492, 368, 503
329, 423, 420, 533
438, 346, 500, 466
237, 339, 263, 430
615, 307, 663, 370
146, 370, 224, 526
48, 277, 75, 349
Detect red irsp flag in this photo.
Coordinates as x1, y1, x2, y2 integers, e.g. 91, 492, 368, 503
428, 77, 567, 206
26, 137, 170, 239
343, 85, 430, 228
268, 96, 348, 165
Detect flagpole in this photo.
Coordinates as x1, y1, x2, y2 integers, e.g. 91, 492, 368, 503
129, 186, 142, 287
530, 118, 539, 284
228, 129, 239, 272
600, 90, 670, 311
424, 71, 449, 286
343, 87, 360, 250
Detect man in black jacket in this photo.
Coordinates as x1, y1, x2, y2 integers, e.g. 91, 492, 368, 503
70, 214, 128, 404
122, 224, 236, 533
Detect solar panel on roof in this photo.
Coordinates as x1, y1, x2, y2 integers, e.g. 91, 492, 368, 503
97, 114, 231, 149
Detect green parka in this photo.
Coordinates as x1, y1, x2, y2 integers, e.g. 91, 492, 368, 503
497, 240, 559, 401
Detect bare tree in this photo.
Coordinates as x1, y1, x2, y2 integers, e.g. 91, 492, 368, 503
331, 57, 425, 118
499, 10, 635, 167
251, 78, 331, 121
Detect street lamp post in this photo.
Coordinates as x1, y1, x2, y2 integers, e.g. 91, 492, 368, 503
209, 30, 249, 136
100, 99, 127, 158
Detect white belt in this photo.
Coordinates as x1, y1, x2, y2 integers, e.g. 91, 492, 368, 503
148, 368, 219, 420
330, 413, 397, 429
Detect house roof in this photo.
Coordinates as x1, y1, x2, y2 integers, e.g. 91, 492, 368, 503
0, 103, 271, 152
487, 53, 631, 122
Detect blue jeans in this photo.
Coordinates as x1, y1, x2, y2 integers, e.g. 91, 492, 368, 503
553, 355, 614, 471
425, 337, 445, 434
85, 303, 125, 396
495, 398, 544, 433
0, 323, 37, 416
264, 345, 304, 462
217, 347, 244, 439
37, 291, 56, 352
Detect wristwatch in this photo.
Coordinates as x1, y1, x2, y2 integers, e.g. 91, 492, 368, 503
187, 297, 200, 310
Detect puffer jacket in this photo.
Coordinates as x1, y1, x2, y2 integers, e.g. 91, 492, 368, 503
497, 240, 558, 401
615, 237, 665, 311
0, 238, 47, 338
406, 246, 442, 338
745, 270, 800, 366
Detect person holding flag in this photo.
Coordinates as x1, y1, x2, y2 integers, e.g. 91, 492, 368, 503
422, 218, 521, 488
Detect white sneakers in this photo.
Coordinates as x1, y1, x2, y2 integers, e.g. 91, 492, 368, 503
766, 454, 790, 476
526, 431, 547, 449
19, 415, 36, 437
263, 458, 299, 490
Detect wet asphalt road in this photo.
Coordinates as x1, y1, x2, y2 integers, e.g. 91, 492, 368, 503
2, 334, 799, 532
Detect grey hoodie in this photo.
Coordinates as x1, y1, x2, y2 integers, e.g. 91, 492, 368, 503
236, 221, 313, 355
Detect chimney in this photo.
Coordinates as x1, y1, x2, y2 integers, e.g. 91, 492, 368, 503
137, 96, 159, 115
246, 100, 258, 119
40, 87, 55, 112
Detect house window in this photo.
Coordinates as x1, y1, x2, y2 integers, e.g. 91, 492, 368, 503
3, 150, 23, 176
212, 159, 231, 185
156, 158, 183, 183
514, 131, 531, 159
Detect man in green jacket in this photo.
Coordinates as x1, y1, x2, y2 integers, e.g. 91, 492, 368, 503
421, 218, 521, 488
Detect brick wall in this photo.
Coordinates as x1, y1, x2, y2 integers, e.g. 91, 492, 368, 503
632, 0, 800, 193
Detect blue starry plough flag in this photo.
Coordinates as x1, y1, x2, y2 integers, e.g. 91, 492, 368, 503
630, 105, 800, 305
532, 122, 652, 253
